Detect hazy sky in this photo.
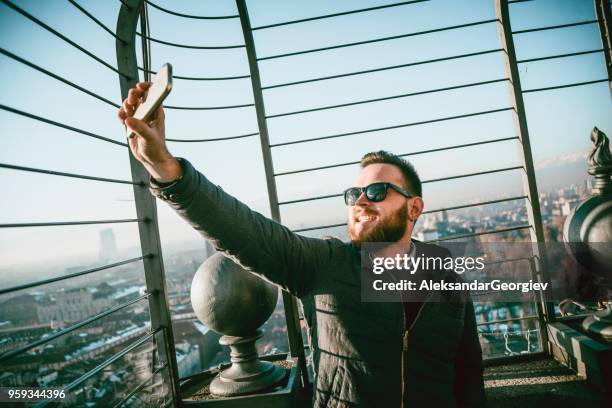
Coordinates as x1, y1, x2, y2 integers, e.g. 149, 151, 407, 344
0, 0, 610, 270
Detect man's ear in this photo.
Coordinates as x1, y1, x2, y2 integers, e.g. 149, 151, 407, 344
408, 197, 424, 222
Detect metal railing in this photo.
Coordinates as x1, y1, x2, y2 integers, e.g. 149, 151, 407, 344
0, 0, 178, 405
269, 107, 515, 147
292, 194, 528, 233
0, 255, 147, 296
241, 0, 532, 372
0, 0, 131, 77
0, 292, 151, 363
1, 0, 610, 404
240, 0, 610, 363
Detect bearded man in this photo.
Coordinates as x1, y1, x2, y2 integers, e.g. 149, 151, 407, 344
118, 82, 486, 408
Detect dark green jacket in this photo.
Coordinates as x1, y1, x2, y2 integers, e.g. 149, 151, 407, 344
150, 158, 486, 407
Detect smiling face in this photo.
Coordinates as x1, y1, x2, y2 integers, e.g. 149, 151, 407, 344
348, 163, 423, 247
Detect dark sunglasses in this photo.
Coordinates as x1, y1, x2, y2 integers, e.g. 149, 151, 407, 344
343, 182, 415, 206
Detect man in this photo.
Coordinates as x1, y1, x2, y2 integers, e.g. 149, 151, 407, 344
118, 82, 486, 407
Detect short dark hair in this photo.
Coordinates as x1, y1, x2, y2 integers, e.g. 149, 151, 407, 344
360, 150, 422, 197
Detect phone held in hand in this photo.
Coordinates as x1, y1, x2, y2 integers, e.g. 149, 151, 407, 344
127, 63, 173, 139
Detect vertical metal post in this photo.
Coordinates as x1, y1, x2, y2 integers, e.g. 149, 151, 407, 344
495, 0, 545, 244
595, 0, 612, 96
236, 0, 311, 388
528, 257, 549, 349
116, 0, 180, 405
495, 0, 555, 350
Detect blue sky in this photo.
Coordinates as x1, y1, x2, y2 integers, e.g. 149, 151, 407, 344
0, 0, 610, 271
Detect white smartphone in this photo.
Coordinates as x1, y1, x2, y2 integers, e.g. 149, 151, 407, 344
127, 63, 173, 138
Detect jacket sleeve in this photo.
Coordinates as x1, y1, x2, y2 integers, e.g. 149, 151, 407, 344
453, 300, 486, 407
149, 158, 334, 298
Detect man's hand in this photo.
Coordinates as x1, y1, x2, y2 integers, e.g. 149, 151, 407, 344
117, 82, 182, 183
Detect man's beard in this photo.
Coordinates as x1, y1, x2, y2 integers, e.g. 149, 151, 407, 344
349, 205, 408, 248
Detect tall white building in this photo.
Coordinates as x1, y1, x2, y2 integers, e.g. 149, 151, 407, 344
99, 228, 118, 263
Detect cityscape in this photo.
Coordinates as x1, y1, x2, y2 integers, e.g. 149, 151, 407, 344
0, 179, 591, 405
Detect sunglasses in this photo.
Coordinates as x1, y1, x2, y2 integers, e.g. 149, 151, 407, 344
343, 182, 415, 206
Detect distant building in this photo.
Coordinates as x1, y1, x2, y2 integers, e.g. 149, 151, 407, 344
0, 372, 19, 387
173, 320, 222, 375
0, 294, 39, 324
416, 211, 452, 241
36, 368, 58, 387
99, 228, 119, 263
561, 199, 579, 216
37, 288, 109, 324
175, 341, 202, 378
417, 228, 439, 242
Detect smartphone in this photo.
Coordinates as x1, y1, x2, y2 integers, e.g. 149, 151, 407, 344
127, 63, 173, 138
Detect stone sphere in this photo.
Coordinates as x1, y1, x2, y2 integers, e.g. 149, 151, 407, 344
190, 253, 279, 336
564, 195, 612, 270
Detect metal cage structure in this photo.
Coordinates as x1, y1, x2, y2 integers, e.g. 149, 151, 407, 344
0, 0, 611, 406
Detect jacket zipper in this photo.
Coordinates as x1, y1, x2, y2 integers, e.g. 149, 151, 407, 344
400, 300, 426, 408
379, 246, 428, 407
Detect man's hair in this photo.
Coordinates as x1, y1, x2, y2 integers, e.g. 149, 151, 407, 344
360, 150, 422, 197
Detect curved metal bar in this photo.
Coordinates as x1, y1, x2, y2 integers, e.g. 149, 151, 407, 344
512, 19, 599, 34
67, 0, 127, 42
522, 78, 608, 93
280, 192, 341, 206
112, 362, 168, 408
0, 256, 147, 296
483, 255, 533, 267
0, 218, 141, 228
477, 315, 539, 326
1, 0, 131, 78
293, 222, 347, 233
65, 328, 160, 392
0, 48, 121, 108
274, 136, 519, 176
262, 48, 502, 90
237, 0, 311, 387
496, 0, 552, 328
290, 195, 529, 233
166, 132, 258, 142
517, 48, 605, 64
0, 293, 151, 363
0, 162, 143, 185
138, 66, 250, 80
279, 166, 523, 206
595, 0, 612, 96
252, 0, 430, 30
269, 107, 513, 147
116, 0, 181, 401
0, 104, 127, 146
426, 224, 532, 242
423, 165, 523, 184
164, 102, 254, 110
266, 78, 508, 118
258, 19, 498, 61
135, 32, 245, 49
145, 0, 239, 19
421, 195, 528, 214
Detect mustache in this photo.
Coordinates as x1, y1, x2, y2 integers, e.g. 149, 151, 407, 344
355, 209, 378, 217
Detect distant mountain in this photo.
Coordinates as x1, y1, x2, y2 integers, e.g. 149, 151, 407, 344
534, 152, 589, 192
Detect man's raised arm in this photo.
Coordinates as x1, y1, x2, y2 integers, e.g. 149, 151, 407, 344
118, 82, 334, 297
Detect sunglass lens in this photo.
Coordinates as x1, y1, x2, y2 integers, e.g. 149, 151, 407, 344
344, 188, 361, 206
366, 183, 387, 202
